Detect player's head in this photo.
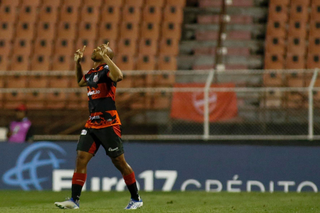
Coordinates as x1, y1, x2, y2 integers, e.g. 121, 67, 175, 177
91, 44, 114, 62
15, 104, 27, 120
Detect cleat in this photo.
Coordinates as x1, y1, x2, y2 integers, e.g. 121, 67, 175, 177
124, 198, 143, 210
54, 198, 79, 209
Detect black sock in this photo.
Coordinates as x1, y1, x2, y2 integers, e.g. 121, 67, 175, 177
71, 184, 83, 202
127, 182, 140, 201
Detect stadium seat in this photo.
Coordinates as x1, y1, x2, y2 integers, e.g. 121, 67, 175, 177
151, 92, 171, 109
161, 22, 182, 40
142, 5, 162, 23
287, 76, 304, 87
266, 20, 287, 38
30, 54, 51, 71
307, 53, 320, 69
138, 38, 158, 55
289, 3, 309, 22
0, 22, 15, 40
309, 20, 320, 38
268, 1, 289, 22
308, 36, 320, 53
0, 2, 18, 23
15, 21, 36, 40
263, 72, 284, 86
120, 22, 140, 39
136, 55, 156, 70
264, 90, 282, 108
38, 2, 60, 23
10, 54, 30, 70
80, 6, 100, 23
264, 53, 285, 69
116, 74, 133, 88
63, 0, 82, 7
0, 55, 9, 71
124, 0, 144, 7
98, 22, 119, 40
288, 20, 307, 38
145, 0, 165, 7
286, 91, 304, 108
83, 0, 102, 7
157, 55, 177, 70
25, 90, 46, 109
54, 38, 75, 56
12, 39, 32, 57
28, 74, 48, 88
166, 0, 186, 7
76, 39, 96, 57
6, 75, 28, 88
46, 91, 67, 109
18, 4, 38, 23
159, 38, 179, 56
117, 38, 138, 55
59, 4, 79, 23
21, 0, 41, 6
122, 5, 142, 23
66, 88, 88, 109
114, 54, 136, 70
310, 1, 320, 20
35, 21, 56, 40
0, 39, 12, 56
49, 75, 70, 88
34, 39, 53, 55
287, 37, 306, 54
78, 22, 98, 40
140, 22, 160, 40
101, 5, 121, 23
42, 0, 62, 6
290, 0, 310, 5
154, 71, 175, 87
51, 55, 72, 71
285, 53, 306, 69
4, 92, 27, 109
163, 5, 183, 24
1, 0, 20, 7
57, 22, 77, 39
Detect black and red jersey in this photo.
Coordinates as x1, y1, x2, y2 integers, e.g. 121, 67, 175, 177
82, 64, 121, 129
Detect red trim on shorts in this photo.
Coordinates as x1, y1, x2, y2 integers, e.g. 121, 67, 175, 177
72, 173, 87, 186
113, 125, 121, 137
88, 142, 97, 154
123, 172, 136, 186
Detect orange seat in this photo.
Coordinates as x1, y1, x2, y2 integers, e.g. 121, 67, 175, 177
124, 0, 144, 7
264, 90, 283, 108
0, 22, 15, 40
78, 22, 98, 40
161, 22, 182, 40
15, 21, 35, 40
83, 0, 102, 7
142, 5, 162, 23
122, 5, 142, 23
163, 5, 183, 23
46, 91, 67, 109
290, 0, 310, 5
0, 39, 12, 56
289, 3, 309, 21
49, 75, 70, 88
54, 38, 75, 56
136, 55, 156, 70
287, 76, 304, 87
28, 75, 48, 88
1, 0, 20, 7
145, 0, 165, 7
38, 3, 60, 23
264, 53, 285, 69
6, 75, 28, 88
265, 36, 285, 55
309, 20, 320, 37
307, 53, 320, 69
116, 74, 133, 88
30, 54, 51, 71
12, 39, 32, 57
66, 88, 88, 109
114, 54, 136, 70
18, 5, 38, 23
120, 22, 140, 39
51, 55, 72, 71
266, 20, 287, 38
35, 21, 56, 40
165, 0, 186, 6
285, 53, 306, 69
267, 2, 289, 22
101, 5, 121, 23
117, 38, 138, 55
57, 22, 77, 39
42, 0, 62, 6
157, 55, 177, 70
0, 3, 18, 23
80, 6, 100, 23
63, 0, 82, 7
159, 38, 179, 56
34, 39, 54, 55
308, 36, 320, 53
310, 1, 320, 20
21, 0, 41, 6
287, 20, 307, 38
10, 54, 30, 70
25, 91, 46, 109
0, 55, 9, 70
140, 22, 160, 40
287, 37, 306, 54
151, 92, 171, 109
263, 72, 284, 86
98, 22, 119, 40
59, 4, 79, 23
4, 92, 27, 109
138, 38, 158, 55
153, 72, 175, 86
76, 38, 96, 57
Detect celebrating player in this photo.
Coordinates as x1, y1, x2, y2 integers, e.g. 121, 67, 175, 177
54, 43, 143, 210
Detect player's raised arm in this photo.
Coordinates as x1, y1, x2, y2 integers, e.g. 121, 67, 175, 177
98, 43, 123, 82
74, 45, 87, 87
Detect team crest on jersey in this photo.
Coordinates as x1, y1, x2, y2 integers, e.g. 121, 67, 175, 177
93, 73, 99, 83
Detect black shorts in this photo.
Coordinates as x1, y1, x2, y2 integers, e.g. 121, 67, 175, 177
77, 125, 124, 158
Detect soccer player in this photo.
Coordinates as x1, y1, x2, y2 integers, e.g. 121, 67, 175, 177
54, 43, 143, 210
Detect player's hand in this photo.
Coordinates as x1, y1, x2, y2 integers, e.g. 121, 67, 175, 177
74, 45, 86, 63
97, 42, 110, 58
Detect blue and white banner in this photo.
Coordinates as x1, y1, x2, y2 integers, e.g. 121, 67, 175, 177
1, 141, 320, 192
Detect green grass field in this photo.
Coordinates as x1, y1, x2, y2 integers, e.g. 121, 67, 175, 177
0, 191, 319, 213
